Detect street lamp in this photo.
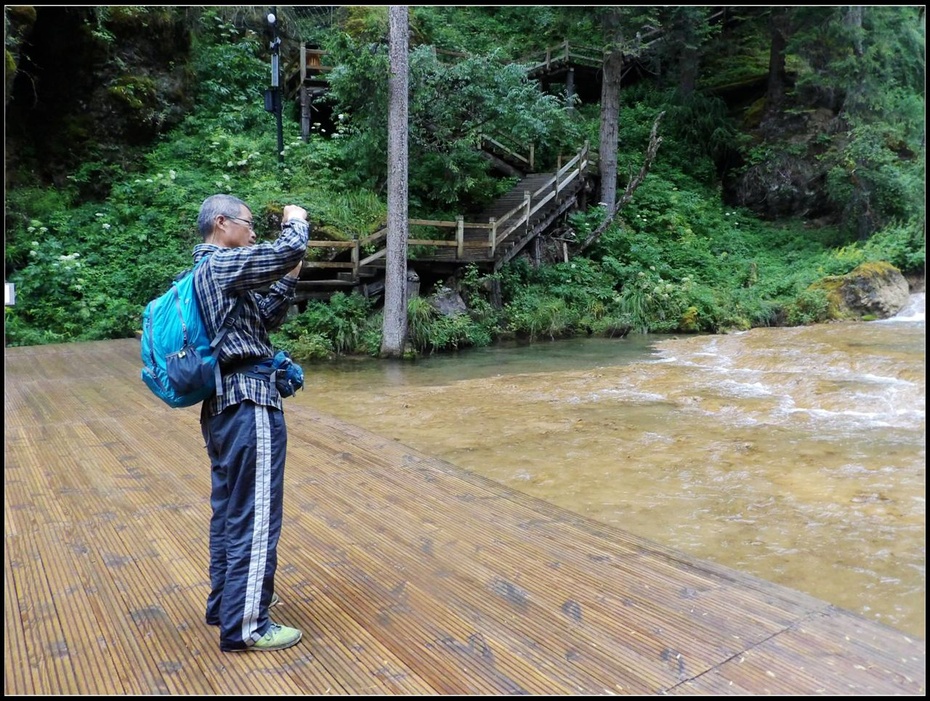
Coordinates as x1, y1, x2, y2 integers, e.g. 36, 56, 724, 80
265, 9, 284, 165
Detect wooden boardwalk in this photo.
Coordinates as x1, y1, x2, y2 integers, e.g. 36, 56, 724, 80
4, 339, 925, 695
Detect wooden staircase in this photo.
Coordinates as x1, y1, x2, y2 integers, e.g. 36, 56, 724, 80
296, 142, 594, 304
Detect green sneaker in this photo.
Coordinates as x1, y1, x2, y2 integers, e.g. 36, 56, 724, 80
235, 622, 302, 652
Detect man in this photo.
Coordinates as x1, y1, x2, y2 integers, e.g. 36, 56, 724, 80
193, 193, 308, 652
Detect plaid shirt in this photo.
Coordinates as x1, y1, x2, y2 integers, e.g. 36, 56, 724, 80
193, 219, 310, 417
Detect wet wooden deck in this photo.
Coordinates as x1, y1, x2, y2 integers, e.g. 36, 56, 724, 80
4, 339, 925, 695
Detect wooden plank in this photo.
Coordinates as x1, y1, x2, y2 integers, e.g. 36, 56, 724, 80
306, 240, 356, 248
6, 530, 82, 695
69, 407, 440, 695
4, 544, 35, 696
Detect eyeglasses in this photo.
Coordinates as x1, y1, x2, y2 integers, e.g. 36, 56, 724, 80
225, 215, 254, 230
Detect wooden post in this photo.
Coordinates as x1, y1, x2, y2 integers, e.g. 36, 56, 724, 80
300, 44, 309, 141
456, 216, 464, 258
352, 236, 359, 280
523, 190, 531, 233
489, 217, 497, 256
566, 66, 575, 109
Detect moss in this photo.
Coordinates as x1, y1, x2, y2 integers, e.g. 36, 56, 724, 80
106, 6, 176, 30
809, 261, 904, 320
108, 75, 158, 110
808, 276, 847, 319
743, 97, 765, 129
6, 5, 37, 25
679, 305, 701, 332
850, 260, 901, 280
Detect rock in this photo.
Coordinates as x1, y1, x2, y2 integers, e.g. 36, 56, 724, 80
811, 261, 910, 320
428, 286, 468, 317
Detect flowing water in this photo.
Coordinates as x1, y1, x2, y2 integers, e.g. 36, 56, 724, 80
294, 294, 926, 639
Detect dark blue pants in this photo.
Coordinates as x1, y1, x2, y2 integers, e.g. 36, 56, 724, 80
200, 400, 286, 651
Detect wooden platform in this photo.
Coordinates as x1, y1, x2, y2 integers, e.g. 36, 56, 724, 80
4, 339, 925, 695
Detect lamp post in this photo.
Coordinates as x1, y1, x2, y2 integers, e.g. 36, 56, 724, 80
267, 9, 284, 165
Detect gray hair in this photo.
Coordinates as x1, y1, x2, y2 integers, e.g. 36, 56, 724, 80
197, 194, 250, 238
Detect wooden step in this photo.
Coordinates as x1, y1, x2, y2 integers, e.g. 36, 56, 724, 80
296, 279, 357, 290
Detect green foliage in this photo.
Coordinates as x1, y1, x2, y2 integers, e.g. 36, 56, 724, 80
411, 7, 603, 59
457, 264, 504, 332
4, 6, 924, 351
274, 292, 375, 357
783, 288, 832, 326
819, 218, 926, 278
619, 83, 740, 186
824, 121, 926, 240
324, 37, 582, 210
407, 288, 494, 354
505, 291, 574, 341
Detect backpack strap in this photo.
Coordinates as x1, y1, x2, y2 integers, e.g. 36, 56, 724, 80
210, 295, 246, 396
190, 252, 245, 399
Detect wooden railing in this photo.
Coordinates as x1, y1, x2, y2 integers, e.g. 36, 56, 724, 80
304, 141, 590, 279
492, 141, 590, 253
524, 41, 604, 74
480, 133, 535, 172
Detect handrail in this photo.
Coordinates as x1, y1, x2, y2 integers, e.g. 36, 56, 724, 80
480, 134, 535, 171
494, 143, 589, 249
524, 40, 603, 74
304, 141, 591, 278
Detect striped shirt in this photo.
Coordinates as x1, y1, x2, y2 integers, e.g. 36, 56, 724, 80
193, 219, 310, 417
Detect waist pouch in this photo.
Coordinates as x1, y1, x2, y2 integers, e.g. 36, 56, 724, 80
227, 350, 304, 398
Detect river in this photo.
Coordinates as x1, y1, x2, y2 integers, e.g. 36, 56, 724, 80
293, 293, 926, 639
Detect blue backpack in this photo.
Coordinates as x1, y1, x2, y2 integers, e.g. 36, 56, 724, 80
140, 257, 244, 408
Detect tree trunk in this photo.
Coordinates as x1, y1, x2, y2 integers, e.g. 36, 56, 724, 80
598, 49, 623, 213
580, 111, 664, 252
380, 6, 409, 358
763, 8, 789, 125
679, 44, 698, 96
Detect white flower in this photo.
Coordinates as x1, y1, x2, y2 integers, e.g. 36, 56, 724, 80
102, 223, 111, 230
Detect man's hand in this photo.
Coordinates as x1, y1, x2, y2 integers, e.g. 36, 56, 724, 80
283, 204, 307, 223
